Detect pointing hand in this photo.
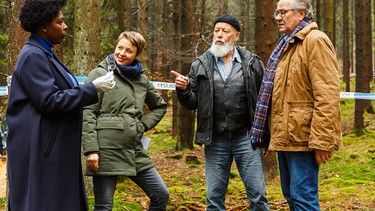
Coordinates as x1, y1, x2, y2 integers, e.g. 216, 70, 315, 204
170, 70, 189, 92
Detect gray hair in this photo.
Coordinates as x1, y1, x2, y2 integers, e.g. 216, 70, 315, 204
291, 0, 314, 20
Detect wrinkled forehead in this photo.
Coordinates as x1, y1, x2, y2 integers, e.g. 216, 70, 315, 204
277, 0, 292, 9
214, 22, 236, 31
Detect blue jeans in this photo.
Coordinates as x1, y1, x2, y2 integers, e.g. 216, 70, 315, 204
204, 130, 269, 211
278, 151, 320, 211
93, 167, 169, 211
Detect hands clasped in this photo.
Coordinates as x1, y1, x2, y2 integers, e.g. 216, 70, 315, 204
92, 71, 116, 92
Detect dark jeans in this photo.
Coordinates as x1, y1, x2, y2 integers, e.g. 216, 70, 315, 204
93, 167, 169, 211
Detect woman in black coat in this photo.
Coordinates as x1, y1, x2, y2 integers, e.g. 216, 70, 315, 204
6, 0, 115, 210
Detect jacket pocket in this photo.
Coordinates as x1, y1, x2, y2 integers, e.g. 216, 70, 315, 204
96, 119, 125, 147
287, 101, 313, 143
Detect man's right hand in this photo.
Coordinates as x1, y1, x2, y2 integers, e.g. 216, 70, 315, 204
170, 70, 189, 92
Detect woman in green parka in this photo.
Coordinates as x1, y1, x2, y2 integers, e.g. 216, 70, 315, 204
82, 31, 169, 210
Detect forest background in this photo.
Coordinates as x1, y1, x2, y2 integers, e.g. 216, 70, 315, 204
0, 0, 374, 210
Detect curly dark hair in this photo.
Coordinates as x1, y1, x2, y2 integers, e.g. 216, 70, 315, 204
19, 0, 67, 33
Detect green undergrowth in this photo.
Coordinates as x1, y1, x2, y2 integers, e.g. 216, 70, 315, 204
86, 122, 375, 210
318, 129, 375, 208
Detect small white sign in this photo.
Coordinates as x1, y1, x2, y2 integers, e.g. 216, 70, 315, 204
151, 81, 176, 90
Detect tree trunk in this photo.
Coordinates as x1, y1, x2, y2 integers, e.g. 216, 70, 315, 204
147, 0, 157, 74
171, 0, 181, 138
73, 0, 101, 76
354, 0, 372, 129
218, 0, 227, 16
8, 0, 28, 76
324, 0, 335, 46
254, 0, 278, 182
374, 0, 375, 82
118, 0, 132, 31
176, 0, 195, 150
350, 0, 355, 77
315, 0, 321, 29
197, 0, 207, 55
343, 0, 350, 92
239, 0, 250, 49
255, 0, 276, 65
0, 1, 8, 85
159, 0, 169, 104
137, 0, 149, 70
74, 0, 101, 195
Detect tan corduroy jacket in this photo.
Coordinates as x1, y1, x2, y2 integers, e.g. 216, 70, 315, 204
269, 22, 342, 152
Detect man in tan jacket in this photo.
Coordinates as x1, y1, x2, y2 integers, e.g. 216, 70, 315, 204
248, 0, 342, 210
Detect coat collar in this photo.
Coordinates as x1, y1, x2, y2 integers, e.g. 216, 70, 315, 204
25, 36, 78, 88
293, 22, 318, 41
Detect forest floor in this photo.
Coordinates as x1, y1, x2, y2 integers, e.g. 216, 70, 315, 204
136, 139, 375, 211
1, 101, 375, 210
108, 101, 375, 211
0, 157, 5, 198
0, 157, 6, 211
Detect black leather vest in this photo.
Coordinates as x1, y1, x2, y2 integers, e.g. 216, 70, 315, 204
212, 62, 251, 134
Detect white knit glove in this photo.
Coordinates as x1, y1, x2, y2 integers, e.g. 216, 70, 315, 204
92, 71, 116, 92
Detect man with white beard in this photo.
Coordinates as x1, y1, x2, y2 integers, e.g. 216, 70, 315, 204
171, 15, 270, 211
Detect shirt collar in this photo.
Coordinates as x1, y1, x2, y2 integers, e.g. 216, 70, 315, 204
31, 34, 54, 57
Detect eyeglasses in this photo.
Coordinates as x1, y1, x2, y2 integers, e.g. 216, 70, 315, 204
274, 9, 295, 18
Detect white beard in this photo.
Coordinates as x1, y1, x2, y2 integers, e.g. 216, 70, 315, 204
209, 39, 235, 58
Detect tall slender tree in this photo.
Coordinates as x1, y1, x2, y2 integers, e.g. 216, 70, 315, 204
350, 0, 355, 77
255, 0, 276, 65
373, 0, 375, 81
197, 0, 208, 56
158, 0, 169, 103
171, 0, 181, 138
73, 0, 101, 76
8, 0, 28, 77
354, 0, 373, 129
239, 0, 250, 49
118, 0, 132, 31
218, 0, 227, 15
176, 0, 196, 150
137, 0, 149, 71
0, 0, 9, 85
254, 0, 278, 182
315, 0, 322, 29
343, 0, 350, 91
147, 0, 157, 74
324, 0, 335, 46
74, 0, 101, 196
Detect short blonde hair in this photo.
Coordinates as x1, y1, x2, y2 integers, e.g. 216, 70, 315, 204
117, 31, 146, 57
